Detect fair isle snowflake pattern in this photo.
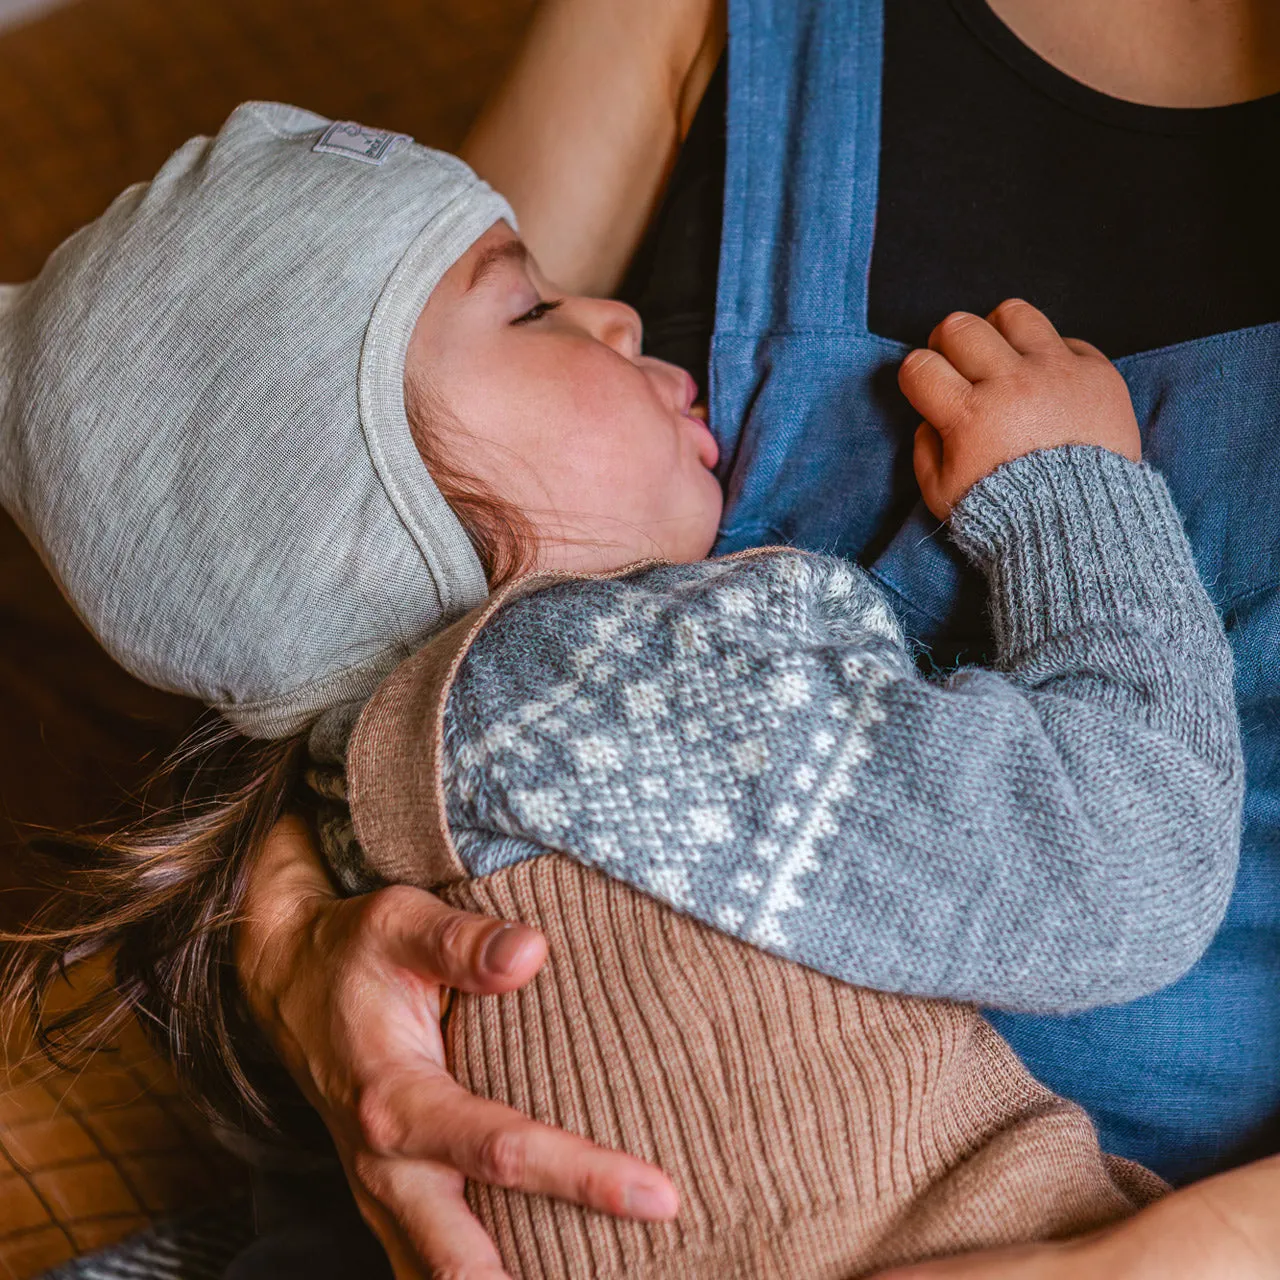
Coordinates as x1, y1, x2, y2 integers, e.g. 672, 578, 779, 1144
444, 551, 909, 963
337, 448, 1245, 1014
750, 658, 892, 951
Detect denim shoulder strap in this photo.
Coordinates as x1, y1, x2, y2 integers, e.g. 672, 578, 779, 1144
718, 0, 885, 336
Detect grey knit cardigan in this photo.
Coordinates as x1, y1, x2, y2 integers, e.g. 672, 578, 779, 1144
326, 446, 1244, 1014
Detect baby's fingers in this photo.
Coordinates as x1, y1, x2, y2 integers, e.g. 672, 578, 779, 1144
898, 348, 971, 435
986, 298, 1062, 355
1063, 336, 1108, 361
928, 311, 1019, 381
913, 421, 951, 522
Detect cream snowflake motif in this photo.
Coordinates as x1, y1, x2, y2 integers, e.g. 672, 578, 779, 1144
717, 905, 747, 931
729, 737, 770, 776
514, 788, 573, 832
754, 838, 780, 863
792, 764, 818, 792
674, 613, 712, 655
772, 554, 811, 586
715, 586, 758, 618
624, 680, 669, 721
681, 716, 712, 743
570, 734, 626, 772
688, 806, 735, 844
637, 774, 669, 800
647, 865, 696, 909
767, 667, 812, 709
773, 802, 800, 828
862, 597, 904, 644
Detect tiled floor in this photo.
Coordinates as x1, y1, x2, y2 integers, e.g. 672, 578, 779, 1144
0, 1003, 242, 1279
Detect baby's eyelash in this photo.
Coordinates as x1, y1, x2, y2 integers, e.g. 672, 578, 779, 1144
513, 299, 564, 326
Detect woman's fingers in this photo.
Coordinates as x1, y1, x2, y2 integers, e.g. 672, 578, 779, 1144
361, 1070, 679, 1218
927, 310, 1019, 381
354, 1159, 514, 1280
367, 883, 549, 995
986, 297, 1063, 354
899, 347, 972, 434
347, 1178, 435, 1280
352, 1162, 513, 1280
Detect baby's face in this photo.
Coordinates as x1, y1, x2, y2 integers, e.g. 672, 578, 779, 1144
406, 222, 723, 573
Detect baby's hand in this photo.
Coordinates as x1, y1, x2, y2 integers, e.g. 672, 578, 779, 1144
898, 299, 1141, 520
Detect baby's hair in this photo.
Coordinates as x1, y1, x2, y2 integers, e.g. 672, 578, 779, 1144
0, 388, 535, 1141
406, 370, 536, 590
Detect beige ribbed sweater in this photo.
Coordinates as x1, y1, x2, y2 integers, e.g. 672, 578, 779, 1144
345, 577, 1167, 1280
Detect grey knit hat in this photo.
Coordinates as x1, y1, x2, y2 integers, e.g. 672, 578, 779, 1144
0, 102, 514, 738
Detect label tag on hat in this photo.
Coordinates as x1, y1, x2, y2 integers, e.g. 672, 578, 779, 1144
312, 122, 412, 166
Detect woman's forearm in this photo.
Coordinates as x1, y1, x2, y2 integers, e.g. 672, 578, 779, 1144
462, 0, 725, 295
875, 1152, 1280, 1278
236, 813, 336, 1041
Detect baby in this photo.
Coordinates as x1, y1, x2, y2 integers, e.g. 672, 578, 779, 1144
0, 104, 1242, 1277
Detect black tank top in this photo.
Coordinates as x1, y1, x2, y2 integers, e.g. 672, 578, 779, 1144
620, 0, 1280, 388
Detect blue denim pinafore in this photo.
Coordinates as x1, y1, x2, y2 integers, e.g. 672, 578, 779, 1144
710, 0, 1280, 1185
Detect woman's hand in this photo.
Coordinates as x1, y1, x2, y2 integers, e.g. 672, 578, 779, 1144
899, 299, 1142, 519
871, 1152, 1280, 1280
236, 816, 679, 1279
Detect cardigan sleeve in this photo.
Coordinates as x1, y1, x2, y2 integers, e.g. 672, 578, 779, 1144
441, 447, 1243, 1015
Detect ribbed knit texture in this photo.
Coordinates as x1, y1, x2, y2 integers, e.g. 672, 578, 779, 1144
948, 446, 1226, 665
440, 858, 1164, 1280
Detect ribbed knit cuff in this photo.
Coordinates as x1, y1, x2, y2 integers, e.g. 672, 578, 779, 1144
948, 446, 1215, 664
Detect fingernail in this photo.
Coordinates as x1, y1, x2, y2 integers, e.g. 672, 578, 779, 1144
482, 924, 528, 977
624, 1181, 678, 1219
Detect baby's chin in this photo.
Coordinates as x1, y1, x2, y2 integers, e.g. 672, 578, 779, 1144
674, 494, 725, 564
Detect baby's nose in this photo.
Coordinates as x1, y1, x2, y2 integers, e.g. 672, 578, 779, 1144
579, 295, 644, 360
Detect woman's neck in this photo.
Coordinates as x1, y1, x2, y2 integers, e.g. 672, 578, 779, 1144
986, 0, 1280, 106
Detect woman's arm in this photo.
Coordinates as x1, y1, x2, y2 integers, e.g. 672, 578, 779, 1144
872, 1152, 1280, 1279
462, 0, 725, 295
236, 815, 678, 1278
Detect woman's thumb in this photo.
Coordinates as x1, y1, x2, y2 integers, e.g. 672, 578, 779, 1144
368, 884, 548, 994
